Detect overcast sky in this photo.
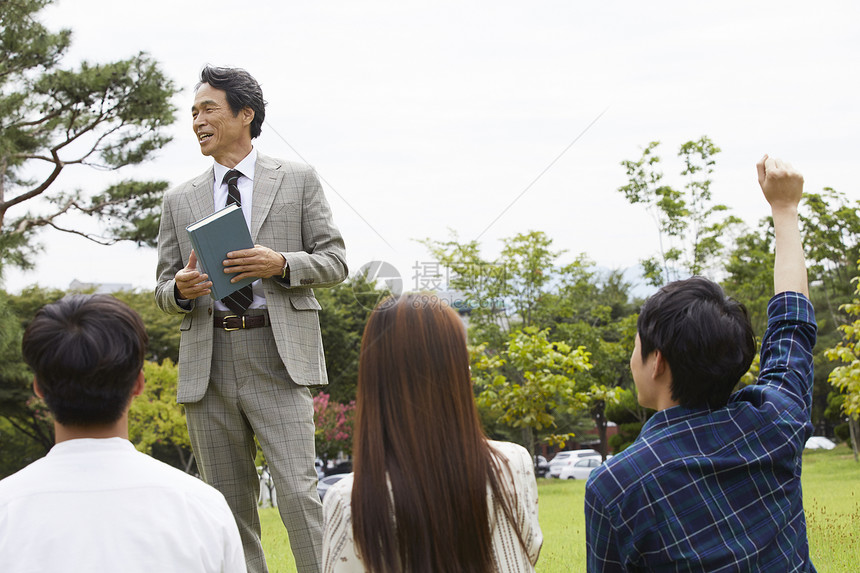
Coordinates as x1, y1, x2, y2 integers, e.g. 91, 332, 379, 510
5, 0, 858, 295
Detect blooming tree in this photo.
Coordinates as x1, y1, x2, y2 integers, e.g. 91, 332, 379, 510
313, 392, 355, 460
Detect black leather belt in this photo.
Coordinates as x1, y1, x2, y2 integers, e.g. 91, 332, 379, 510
214, 314, 270, 331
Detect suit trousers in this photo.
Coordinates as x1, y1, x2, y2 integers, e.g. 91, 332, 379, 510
186, 313, 323, 573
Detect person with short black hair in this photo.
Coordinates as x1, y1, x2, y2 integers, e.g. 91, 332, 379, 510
198, 66, 267, 139
23, 294, 149, 427
156, 65, 347, 573
585, 156, 817, 571
635, 276, 757, 410
0, 294, 246, 572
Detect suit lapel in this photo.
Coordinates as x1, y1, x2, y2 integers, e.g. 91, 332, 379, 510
251, 153, 284, 242
186, 168, 216, 224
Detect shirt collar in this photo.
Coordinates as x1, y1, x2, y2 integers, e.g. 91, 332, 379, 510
641, 403, 711, 435
49, 437, 135, 455
213, 146, 257, 186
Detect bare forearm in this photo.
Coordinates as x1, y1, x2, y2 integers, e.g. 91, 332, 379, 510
772, 206, 808, 297
757, 155, 808, 297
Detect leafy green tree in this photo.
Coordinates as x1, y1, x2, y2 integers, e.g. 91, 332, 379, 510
800, 188, 860, 330
129, 359, 195, 473
0, 290, 54, 474
111, 290, 182, 363
0, 293, 30, 410
0, 287, 62, 456
0, 418, 46, 479
605, 386, 652, 425
472, 326, 592, 456
422, 232, 639, 454
797, 189, 860, 438
618, 137, 741, 286
824, 267, 860, 462
2, 286, 186, 474
317, 273, 392, 403
420, 230, 564, 348
824, 391, 853, 449
419, 230, 509, 348
726, 188, 860, 338
499, 231, 562, 329
575, 384, 622, 460
0, 0, 177, 273
722, 220, 775, 335
605, 386, 657, 454
723, 190, 860, 436
534, 259, 639, 455
3, 285, 66, 327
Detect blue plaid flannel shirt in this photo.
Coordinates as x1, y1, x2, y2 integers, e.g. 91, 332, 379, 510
585, 292, 817, 572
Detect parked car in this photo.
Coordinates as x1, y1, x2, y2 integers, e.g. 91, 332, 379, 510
317, 473, 351, 501
534, 455, 549, 478
324, 459, 353, 476
547, 449, 601, 478
559, 457, 602, 480
805, 436, 836, 450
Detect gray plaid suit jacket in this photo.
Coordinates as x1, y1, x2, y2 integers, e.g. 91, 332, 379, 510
155, 153, 347, 403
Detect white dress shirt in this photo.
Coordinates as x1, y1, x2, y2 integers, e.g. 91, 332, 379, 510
212, 147, 267, 311
0, 438, 246, 573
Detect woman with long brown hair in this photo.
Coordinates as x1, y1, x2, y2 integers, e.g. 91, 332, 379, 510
322, 294, 542, 573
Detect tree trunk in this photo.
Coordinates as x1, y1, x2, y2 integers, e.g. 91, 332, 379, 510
521, 425, 535, 457
849, 416, 859, 463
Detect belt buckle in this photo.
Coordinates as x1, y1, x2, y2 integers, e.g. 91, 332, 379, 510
222, 315, 245, 331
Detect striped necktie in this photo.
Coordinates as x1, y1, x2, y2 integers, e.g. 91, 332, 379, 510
220, 169, 253, 315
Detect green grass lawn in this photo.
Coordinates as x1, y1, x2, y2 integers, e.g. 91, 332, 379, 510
799, 446, 860, 572
260, 445, 860, 572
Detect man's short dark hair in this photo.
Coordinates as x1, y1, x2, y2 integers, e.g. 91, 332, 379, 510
197, 65, 267, 138
21, 294, 149, 427
637, 277, 756, 409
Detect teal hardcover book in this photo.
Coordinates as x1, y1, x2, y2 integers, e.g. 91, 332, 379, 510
186, 204, 256, 300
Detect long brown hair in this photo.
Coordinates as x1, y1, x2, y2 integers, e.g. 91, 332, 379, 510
352, 294, 524, 573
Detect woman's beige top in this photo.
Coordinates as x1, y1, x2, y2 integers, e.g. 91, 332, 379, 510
322, 440, 543, 572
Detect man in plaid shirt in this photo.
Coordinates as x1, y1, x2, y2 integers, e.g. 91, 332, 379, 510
585, 156, 817, 572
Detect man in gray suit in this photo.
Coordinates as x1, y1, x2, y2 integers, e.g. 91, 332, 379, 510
155, 66, 347, 573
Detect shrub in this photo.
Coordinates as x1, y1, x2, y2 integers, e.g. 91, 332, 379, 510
609, 421, 644, 453
834, 423, 850, 444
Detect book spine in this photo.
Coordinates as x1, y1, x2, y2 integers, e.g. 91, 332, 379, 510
187, 229, 218, 298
